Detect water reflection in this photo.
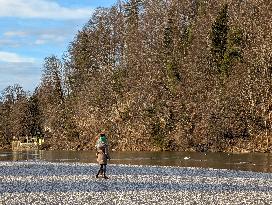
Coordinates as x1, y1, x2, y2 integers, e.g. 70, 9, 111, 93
0, 150, 271, 173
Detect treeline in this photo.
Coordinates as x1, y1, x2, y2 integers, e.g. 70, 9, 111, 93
0, 0, 271, 152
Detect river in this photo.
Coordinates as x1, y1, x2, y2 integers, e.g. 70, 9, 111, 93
0, 150, 271, 173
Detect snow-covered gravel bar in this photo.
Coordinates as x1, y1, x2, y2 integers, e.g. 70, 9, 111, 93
0, 161, 271, 204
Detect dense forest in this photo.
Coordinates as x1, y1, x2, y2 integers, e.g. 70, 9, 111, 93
0, 0, 271, 152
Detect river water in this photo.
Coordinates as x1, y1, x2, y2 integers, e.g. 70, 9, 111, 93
0, 150, 271, 173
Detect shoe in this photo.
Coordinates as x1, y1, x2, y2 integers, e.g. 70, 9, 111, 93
103, 175, 109, 179
96, 174, 99, 178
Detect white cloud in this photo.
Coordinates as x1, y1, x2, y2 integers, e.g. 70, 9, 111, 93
0, 39, 21, 47
34, 39, 47, 45
34, 33, 66, 45
0, 0, 93, 20
3, 31, 27, 37
3, 28, 69, 46
0, 62, 41, 91
40, 33, 66, 41
0, 51, 35, 63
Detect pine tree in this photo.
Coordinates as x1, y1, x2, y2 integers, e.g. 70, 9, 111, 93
210, 4, 229, 76
28, 92, 43, 138
163, 16, 181, 91
211, 4, 243, 78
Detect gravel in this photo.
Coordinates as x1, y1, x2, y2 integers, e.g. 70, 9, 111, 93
0, 161, 271, 204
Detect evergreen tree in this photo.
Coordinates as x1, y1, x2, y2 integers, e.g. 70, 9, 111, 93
163, 16, 181, 91
210, 4, 243, 78
210, 4, 229, 76
28, 92, 43, 137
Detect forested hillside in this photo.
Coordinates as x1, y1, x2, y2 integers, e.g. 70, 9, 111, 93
0, 0, 271, 152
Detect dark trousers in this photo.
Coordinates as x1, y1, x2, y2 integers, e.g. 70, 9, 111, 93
97, 164, 107, 175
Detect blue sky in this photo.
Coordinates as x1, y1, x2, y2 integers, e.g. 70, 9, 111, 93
0, 0, 116, 92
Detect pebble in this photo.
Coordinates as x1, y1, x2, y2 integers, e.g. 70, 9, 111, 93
0, 161, 271, 204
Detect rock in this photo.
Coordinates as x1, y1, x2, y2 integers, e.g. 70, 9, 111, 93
0, 161, 271, 204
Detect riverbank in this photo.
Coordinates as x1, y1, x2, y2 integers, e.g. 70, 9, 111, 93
1, 132, 271, 153
0, 161, 271, 204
